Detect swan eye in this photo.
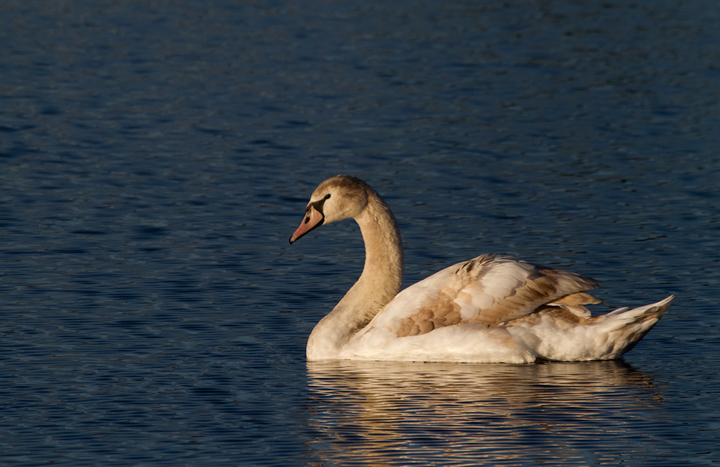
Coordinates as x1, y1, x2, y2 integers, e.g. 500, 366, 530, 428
324, 194, 331, 200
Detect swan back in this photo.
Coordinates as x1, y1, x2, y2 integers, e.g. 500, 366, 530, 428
364, 254, 599, 338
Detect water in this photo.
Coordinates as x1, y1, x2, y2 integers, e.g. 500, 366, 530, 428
1, 0, 719, 465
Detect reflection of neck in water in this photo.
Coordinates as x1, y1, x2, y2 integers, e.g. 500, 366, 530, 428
306, 360, 660, 465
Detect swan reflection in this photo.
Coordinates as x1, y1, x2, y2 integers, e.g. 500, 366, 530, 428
306, 360, 662, 465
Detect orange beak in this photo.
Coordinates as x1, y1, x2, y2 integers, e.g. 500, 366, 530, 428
289, 206, 324, 244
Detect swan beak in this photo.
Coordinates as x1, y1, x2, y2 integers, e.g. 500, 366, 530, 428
289, 206, 324, 244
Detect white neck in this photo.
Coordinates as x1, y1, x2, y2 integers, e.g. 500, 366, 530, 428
306, 191, 404, 360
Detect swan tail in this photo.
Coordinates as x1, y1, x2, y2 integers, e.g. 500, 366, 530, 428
509, 295, 674, 361
590, 295, 674, 359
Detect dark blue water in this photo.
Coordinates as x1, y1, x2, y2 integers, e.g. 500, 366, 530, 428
1, 0, 719, 465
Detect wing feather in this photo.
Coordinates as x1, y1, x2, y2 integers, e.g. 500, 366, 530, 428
369, 254, 599, 337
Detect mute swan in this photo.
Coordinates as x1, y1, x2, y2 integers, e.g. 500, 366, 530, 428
290, 175, 674, 363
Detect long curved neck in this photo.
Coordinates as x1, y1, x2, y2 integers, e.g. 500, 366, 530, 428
307, 191, 404, 360
353, 195, 404, 309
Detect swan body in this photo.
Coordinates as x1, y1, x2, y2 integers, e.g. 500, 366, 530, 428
290, 175, 674, 363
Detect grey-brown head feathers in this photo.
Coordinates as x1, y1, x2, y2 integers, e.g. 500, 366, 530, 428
311, 175, 374, 224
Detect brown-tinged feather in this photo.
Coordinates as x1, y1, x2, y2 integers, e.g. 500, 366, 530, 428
395, 291, 462, 337
392, 255, 600, 336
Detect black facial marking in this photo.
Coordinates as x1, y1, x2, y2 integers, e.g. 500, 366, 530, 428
308, 195, 330, 215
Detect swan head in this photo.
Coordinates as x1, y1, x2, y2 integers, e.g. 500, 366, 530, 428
289, 175, 369, 244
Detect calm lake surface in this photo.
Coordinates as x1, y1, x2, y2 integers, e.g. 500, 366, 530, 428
2, 0, 719, 465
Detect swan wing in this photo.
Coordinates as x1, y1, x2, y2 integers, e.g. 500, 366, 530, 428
367, 254, 599, 337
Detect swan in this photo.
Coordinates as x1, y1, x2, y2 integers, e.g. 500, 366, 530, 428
289, 175, 674, 363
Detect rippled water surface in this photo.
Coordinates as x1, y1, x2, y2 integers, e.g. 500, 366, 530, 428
2, 0, 719, 465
